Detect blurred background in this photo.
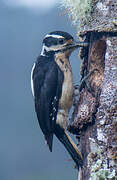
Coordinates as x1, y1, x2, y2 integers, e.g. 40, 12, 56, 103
0, 0, 81, 179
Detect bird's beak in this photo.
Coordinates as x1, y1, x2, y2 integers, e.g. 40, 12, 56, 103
66, 41, 89, 50
60, 40, 89, 54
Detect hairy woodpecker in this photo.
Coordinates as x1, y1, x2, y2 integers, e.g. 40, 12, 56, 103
31, 31, 88, 168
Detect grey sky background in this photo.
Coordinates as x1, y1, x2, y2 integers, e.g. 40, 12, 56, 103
0, 1, 81, 180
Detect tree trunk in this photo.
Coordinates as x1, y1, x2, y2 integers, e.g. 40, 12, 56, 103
61, 0, 117, 179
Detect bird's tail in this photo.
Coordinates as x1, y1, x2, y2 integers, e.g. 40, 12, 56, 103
55, 125, 83, 168
45, 133, 53, 152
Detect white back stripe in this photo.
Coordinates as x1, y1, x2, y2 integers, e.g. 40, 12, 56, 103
31, 63, 35, 96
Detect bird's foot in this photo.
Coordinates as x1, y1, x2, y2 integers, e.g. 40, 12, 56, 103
74, 69, 99, 98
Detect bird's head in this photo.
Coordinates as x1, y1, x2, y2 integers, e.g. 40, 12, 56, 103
41, 31, 88, 57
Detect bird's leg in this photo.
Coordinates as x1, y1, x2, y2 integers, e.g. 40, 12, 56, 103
74, 69, 99, 98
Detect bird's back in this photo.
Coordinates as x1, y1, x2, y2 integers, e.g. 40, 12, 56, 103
32, 55, 64, 151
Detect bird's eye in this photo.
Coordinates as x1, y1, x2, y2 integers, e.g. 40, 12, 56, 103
59, 39, 64, 44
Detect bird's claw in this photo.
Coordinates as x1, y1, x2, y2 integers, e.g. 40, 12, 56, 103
74, 69, 99, 97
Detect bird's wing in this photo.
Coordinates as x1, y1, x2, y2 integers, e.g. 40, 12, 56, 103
31, 56, 64, 151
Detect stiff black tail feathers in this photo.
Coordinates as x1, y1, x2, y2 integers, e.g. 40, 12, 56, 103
55, 126, 83, 168
45, 126, 83, 168
45, 133, 53, 152
64, 131, 83, 167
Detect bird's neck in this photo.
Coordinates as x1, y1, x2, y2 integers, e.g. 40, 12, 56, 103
55, 52, 70, 60
41, 47, 55, 57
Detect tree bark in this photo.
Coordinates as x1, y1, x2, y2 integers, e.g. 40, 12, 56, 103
61, 0, 117, 179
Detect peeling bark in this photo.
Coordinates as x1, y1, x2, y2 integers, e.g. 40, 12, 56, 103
72, 29, 117, 180
68, 33, 106, 134
61, 0, 117, 179
70, 8, 117, 180
71, 33, 117, 180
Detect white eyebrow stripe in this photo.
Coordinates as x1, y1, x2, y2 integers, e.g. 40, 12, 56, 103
45, 34, 64, 39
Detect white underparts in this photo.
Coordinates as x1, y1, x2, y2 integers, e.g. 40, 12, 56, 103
31, 63, 35, 96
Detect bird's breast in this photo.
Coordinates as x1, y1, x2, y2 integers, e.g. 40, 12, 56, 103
55, 55, 74, 112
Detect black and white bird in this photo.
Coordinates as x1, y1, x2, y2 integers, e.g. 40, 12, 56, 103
31, 31, 88, 168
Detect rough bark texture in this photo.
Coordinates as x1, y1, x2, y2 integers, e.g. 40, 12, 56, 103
66, 0, 117, 179
79, 0, 117, 33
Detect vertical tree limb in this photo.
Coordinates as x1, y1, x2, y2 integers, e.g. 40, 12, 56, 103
61, 0, 117, 179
